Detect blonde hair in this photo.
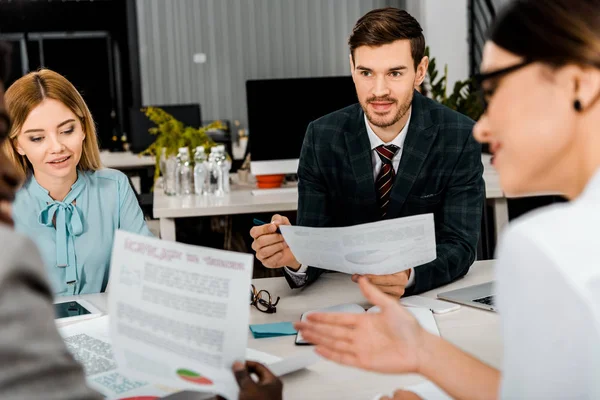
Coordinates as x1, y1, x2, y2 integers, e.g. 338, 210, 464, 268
2, 68, 102, 178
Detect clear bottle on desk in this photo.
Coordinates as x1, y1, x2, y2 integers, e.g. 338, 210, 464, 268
209, 146, 226, 196
216, 144, 232, 193
176, 147, 193, 195
193, 145, 209, 195
207, 146, 219, 195
163, 154, 178, 196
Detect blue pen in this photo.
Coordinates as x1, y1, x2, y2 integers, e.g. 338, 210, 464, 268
253, 218, 281, 234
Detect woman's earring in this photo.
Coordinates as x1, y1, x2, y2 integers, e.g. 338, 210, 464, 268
574, 99, 583, 112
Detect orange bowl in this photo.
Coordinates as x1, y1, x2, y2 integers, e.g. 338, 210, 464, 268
256, 174, 285, 188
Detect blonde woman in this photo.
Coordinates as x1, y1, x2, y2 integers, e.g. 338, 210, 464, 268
3, 69, 152, 296
297, 0, 600, 398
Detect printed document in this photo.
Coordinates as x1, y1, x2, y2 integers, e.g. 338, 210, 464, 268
279, 213, 436, 275
58, 316, 302, 399
108, 230, 254, 400
58, 316, 179, 399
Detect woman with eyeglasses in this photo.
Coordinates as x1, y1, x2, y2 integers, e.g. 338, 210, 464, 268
2, 69, 153, 297
296, 0, 600, 398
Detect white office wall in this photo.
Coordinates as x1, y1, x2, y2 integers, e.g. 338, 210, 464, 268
136, 0, 404, 136
406, 0, 470, 89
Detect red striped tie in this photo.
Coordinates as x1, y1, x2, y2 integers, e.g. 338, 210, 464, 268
375, 144, 399, 218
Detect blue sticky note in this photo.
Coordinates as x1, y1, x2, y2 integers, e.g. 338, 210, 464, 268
249, 322, 297, 338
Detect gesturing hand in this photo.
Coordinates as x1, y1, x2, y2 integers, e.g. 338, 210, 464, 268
295, 276, 428, 374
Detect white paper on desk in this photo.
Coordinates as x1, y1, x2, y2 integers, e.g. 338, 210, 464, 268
108, 230, 254, 400
403, 380, 453, 400
279, 214, 436, 275
58, 315, 179, 399
371, 380, 452, 400
58, 317, 290, 399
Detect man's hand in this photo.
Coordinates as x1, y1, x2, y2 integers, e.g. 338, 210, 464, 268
249, 214, 300, 270
352, 270, 411, 299
232, 360, 283, 400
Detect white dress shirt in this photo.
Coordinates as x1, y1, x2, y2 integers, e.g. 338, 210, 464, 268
287, 110, 416, 288
495, 168, 600, 398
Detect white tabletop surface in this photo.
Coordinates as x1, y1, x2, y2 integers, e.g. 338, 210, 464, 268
153, 177, 298, 218
100, 150, 155, 169
63, 260, 500, 400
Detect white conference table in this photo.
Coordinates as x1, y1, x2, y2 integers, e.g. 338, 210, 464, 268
63, 260, 500, 400
153, 155, 510, 243
100, 150, 155, 169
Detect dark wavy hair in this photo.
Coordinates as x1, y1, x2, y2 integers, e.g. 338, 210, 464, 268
348, 7, 425, 71
490, 0, 600, 69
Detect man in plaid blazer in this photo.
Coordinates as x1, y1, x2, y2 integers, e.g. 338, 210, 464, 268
250, 7, 484, 298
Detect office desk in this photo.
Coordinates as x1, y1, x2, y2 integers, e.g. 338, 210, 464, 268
154, 155, 509, 243
63, 260, 498, 400
100, 150, 155, 169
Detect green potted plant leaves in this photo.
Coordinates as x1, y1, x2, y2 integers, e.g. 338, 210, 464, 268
139, 106, 226, 186
423, 46, 484, 122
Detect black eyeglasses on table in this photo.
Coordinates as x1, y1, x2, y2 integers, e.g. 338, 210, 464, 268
473, 59, 533, 113
250, 284, 280, 314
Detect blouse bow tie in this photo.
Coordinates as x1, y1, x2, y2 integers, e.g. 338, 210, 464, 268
38, 197, 84, 289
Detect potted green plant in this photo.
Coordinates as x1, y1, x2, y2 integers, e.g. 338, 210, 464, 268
423, 46, 484, 122
423, 47, 487, 153
138, 106, 226, 187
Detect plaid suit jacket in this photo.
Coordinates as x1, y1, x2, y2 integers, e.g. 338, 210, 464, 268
284, 90, 485, 295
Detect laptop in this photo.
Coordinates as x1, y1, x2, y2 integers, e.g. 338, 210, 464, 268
437, 281, 497, 312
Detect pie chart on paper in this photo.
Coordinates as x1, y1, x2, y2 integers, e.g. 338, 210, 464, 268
176, 368, 213, 385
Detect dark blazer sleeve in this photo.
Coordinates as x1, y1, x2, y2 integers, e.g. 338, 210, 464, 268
283, 122, 331, 288
0, 229, 103, 399
405, 133, 485, 295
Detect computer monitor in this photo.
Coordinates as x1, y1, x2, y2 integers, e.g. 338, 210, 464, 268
246, 76, 358, 176
128, 104, 202, 154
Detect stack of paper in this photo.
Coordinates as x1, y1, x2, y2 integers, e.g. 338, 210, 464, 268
59, 315, 318, 399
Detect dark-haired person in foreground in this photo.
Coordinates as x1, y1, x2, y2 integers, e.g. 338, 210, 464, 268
251, 7, 484, 298
297, 0, 600, 398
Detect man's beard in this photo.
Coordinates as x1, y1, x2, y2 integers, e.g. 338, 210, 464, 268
361, 91, 413, 129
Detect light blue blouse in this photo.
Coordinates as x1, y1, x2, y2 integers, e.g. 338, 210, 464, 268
13, 168, 153, 296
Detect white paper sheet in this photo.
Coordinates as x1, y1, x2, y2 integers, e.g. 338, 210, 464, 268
108, 230, 254, 400
58, 316, 179, 399
370, 380, 452, 400
59, 316, 298, 399
403, 380, 453, 400
268, 350, 321, 376
279, 214, 436, 275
